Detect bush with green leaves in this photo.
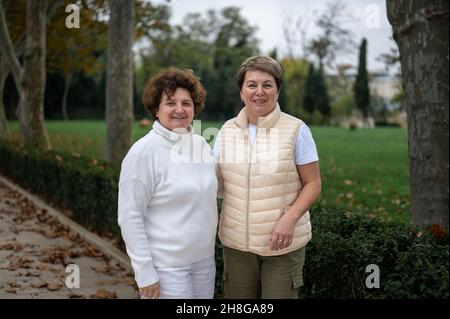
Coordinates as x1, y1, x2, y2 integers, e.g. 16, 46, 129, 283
300, 207, 449, 298
0, 141, 121, 237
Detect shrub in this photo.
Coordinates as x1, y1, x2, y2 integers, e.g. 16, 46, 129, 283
0, 141, 121, 237
300, 207, 449, 298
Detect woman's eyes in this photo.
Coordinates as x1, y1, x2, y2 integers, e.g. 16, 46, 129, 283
247, 84, 273, 89
166, 101, 193, 106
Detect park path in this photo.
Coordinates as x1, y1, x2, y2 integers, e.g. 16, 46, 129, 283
0, 177, 138, 299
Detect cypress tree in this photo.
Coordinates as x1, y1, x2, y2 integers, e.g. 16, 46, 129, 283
316, 66, 331, 119
353, 38, 370, 119
303, 63, 316, 115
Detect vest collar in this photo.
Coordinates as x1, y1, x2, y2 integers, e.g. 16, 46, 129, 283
152, 120, 193, 144
234, 103, 281, 129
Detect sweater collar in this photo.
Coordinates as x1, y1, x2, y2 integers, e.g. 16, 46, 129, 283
234, 103, 282, 129
152, 120, 193, 143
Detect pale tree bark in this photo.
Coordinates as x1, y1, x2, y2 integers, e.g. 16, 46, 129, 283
0, 49, 10, 140
105, 0, 135, 162
20, 0, 51, 149
0, 0, 62, 147
0, 0, 11, 140
0, 0, 50, 149
387, 0, 449, 227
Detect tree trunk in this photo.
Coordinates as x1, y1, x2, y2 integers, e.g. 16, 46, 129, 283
62, 72, 72, 121
105, 0, 135, 162
387, 0, 449, 227
20, 0, 50, 149
0, 49, 10, 140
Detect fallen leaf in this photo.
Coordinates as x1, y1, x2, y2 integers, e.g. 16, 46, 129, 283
92, 265, 112, 274
47, 280, 63, 291
0, 242, 23, 251
91, 289, 117, 299
31, 281, 47, 288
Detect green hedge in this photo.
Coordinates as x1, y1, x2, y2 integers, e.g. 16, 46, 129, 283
0, 142, 121, 237
1, 142, 448, 298
301, 207, 449, 298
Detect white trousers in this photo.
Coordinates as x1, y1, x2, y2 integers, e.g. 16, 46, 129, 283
155, 256, 216, 299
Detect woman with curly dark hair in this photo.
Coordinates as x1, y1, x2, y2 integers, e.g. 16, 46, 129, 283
118, 68, 218, 299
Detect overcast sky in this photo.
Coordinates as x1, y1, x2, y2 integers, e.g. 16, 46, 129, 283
152, 0, 396, 72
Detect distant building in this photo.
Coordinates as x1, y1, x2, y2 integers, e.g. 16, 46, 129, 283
369, 73, 402, 102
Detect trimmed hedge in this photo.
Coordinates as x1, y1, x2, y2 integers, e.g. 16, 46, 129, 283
0, 141, 121, 237
1, 142, 448, 298
301, 207, 449, 298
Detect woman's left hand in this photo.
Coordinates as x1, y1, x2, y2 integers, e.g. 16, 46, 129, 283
269, 210, 298, 251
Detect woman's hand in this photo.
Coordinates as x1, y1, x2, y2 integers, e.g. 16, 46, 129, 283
269, 210, 298, 251
269, 162, 321, 251
139, 282, 160, 299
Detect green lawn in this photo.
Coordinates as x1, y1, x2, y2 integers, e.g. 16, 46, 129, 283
7, 120, 410, 222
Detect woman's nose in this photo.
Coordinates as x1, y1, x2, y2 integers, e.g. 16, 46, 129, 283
174, 103, 184, 112
256, 86, 264, 95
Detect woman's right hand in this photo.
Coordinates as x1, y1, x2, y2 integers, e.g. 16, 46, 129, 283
139, 282, 160, 299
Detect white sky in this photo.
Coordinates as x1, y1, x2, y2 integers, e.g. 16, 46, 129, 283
152, 0, 396, 72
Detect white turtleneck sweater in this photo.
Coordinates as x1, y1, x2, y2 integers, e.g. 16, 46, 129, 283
118, 120, 218, 288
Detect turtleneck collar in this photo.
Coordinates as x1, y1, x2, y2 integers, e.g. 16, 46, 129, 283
234, 103, 282, 130
152, 120, 193, 144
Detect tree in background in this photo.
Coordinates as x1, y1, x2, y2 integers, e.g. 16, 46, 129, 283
268, 48, 287, 111
105, 0, 135, 162
209, 7, 259, 118
315, 66, 331, 123
302, 63, 316, 116
353, 38, 370, 121
387, 0, 448, 227
306, 0, 355, 70
0, 0, 25, 140
0, 0, 63, 149
47, 0, 108, 121
281, 58, 309, 119
138, 7, 258, 121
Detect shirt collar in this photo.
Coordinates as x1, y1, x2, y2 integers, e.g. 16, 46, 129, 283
152, 120, 193, 143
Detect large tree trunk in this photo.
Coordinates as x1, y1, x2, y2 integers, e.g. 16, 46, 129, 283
0, 49, 10, 140
20, 0, 50, 149
105, 0, 135, 162
387, 0, 449, 227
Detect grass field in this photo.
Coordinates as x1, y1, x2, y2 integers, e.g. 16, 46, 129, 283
7, 120, 411, 222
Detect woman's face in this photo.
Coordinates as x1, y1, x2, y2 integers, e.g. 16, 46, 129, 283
240, 70, 278, 119
156, 87, 194, 131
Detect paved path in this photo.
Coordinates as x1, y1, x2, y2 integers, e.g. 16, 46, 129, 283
0, 177, 138, 299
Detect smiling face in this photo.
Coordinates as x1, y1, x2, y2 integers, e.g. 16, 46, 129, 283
240, 70, 279, 123
156, 87, 194, 131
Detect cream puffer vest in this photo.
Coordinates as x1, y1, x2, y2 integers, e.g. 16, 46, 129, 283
218, 104, 312, 256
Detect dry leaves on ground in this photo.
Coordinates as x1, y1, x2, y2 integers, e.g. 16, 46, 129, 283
90, 289, 117, 299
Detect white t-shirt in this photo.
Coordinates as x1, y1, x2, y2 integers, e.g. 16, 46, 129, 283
213, 123, 319, 165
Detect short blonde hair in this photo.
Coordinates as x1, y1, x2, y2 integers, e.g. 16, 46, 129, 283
237, 56, 283, 90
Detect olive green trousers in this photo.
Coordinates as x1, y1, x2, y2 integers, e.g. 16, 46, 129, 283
223, 246, 306, 299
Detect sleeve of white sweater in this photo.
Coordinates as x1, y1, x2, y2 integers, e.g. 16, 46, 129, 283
118, 153, 159, 288
213, 129, 224, 198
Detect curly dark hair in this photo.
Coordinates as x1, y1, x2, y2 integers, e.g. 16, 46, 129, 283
142, 68, 206, 120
